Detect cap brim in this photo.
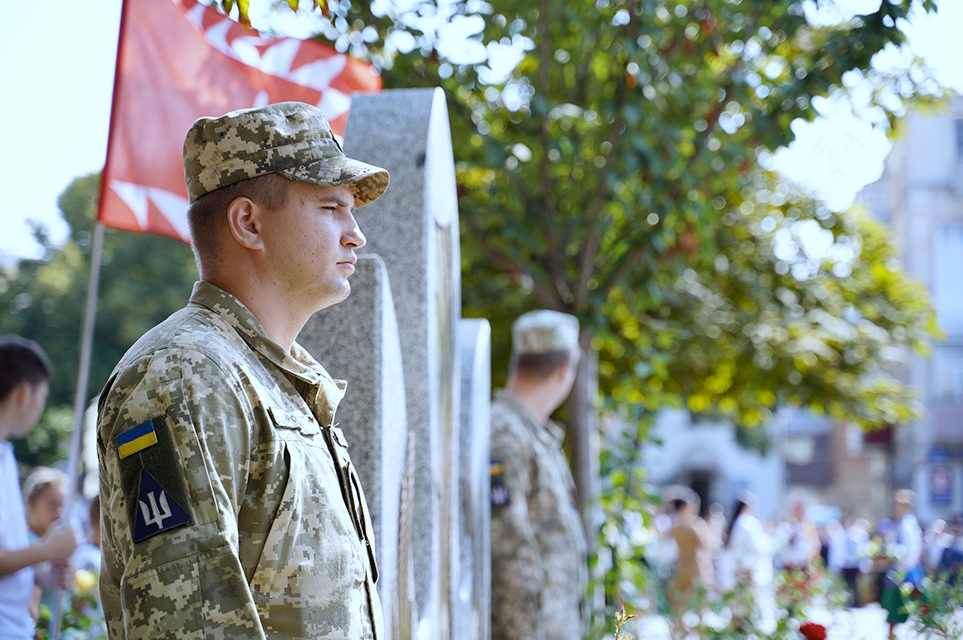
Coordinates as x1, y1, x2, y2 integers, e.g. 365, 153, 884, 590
278, 156, 389, 207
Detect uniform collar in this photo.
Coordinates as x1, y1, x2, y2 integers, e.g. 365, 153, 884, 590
189, 281, 346, 423
494, 389, 566, 444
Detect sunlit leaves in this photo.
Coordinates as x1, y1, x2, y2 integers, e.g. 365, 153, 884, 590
220, 0, 331, 31
601, 171, 940, 432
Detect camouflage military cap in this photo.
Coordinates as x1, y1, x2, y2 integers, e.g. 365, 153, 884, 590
183, 101, 389, 205
511, 310, 579, 355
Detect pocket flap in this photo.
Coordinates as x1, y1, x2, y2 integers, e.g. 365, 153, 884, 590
268, 407, 321, 436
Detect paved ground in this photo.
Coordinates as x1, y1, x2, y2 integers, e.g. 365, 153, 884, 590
629, 604, 955, 639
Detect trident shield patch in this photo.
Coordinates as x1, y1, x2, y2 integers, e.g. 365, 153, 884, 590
132, 468, 191, 543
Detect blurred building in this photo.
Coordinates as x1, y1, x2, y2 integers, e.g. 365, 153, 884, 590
644, 408, 785, 520
781, 409, 890, 522
644, 407, 889, 524
857, 96, 963, 523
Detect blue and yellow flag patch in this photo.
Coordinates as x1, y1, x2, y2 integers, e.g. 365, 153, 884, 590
116, 420, 158, 459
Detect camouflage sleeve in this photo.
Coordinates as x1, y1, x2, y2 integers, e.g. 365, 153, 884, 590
98, 348, 264, 640
489, 425, 545, 640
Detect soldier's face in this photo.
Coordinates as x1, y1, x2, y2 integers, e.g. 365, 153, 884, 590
261, 182, 365, 312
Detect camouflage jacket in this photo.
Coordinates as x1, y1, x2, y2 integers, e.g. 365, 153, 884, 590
489, 391, 587, 640
97, 282, 381, 640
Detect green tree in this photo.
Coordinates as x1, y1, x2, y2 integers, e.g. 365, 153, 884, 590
1, 174, 197, 467
603, 172, 938, 432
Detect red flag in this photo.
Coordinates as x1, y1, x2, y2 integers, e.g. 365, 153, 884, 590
97, 0, 382, 243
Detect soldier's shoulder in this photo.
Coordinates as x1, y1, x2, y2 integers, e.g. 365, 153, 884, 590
109, 306, 246, 390
490, 399, 537, 455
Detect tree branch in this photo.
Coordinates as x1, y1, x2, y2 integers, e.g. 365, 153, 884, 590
463, 213, 560, 308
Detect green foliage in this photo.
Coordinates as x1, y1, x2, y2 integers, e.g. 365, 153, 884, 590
632, 566, 848, 639
0, 174, 197, 466
591, 409, 662, 634
904, 573, 963, 639
602, 175, 940, 431
12, 405, 73, 468
36, 569, 107, 640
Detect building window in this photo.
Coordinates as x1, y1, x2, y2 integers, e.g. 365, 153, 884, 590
957, 120, 963, 160
935, 348, 963, 404
935, 225, 963, 333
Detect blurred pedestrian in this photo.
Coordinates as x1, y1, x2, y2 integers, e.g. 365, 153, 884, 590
936, 516, 963, 583
0, 336, 76, 639
70, 496, 102, 574
490, 310, 587, 640
840, 517, 869, 607
23, 467, 73, 615
718, 491, 775, 626
667, 494, 714, 639
881, 489, 924, 639
780, 497, 820, 575
824, 519, 845, 576
923, 518, 952, 575
68, 495, 106, 636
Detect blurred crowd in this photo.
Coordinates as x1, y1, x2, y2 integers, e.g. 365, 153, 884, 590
646, 488, 963, 639
18, 465, 104, 637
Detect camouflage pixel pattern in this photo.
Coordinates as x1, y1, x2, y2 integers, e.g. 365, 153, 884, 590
489, 391, 588, 640
97, 282, 382, 640
511, 310, 580, 356
183, 101, 389, 206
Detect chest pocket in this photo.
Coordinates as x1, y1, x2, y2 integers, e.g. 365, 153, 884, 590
268, 407, 320, 437
323, 425, 380, 584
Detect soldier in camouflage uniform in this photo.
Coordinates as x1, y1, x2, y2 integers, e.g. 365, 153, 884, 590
97, 102, 389, 640
489, 311, 588, 640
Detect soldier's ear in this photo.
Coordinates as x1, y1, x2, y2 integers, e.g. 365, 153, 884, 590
226, 197, 264, 251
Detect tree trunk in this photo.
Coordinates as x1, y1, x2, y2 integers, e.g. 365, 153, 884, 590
567, 326, 599, 547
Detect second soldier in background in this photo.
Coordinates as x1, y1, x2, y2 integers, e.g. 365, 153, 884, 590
490, 310, 588, 640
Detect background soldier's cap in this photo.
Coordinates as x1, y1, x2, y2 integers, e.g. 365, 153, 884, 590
183, 101, 389, 205
511, 310, 579, 355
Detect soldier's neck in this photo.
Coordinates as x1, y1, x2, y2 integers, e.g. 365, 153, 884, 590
506, 381, 560, 426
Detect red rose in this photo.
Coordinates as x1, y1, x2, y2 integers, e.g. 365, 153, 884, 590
920, 604, 930, 615
799, 622, 827, 640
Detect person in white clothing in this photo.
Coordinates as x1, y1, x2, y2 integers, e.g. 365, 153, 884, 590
0, 336, 76, 640
719, 491, 775, 629
881, 489, 924, 639
779, 498, 820, 575
840, 518, 870, 607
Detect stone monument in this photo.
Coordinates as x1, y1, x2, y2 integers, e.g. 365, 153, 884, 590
297, 88, 491, 640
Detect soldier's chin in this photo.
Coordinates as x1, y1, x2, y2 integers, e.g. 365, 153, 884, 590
318, 283, 351, 311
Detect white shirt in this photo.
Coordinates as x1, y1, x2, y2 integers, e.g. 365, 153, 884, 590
0, 441, 35, 640
725, 513, 774, 588
842, 525, 869, 569
897, 513, 923, 572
